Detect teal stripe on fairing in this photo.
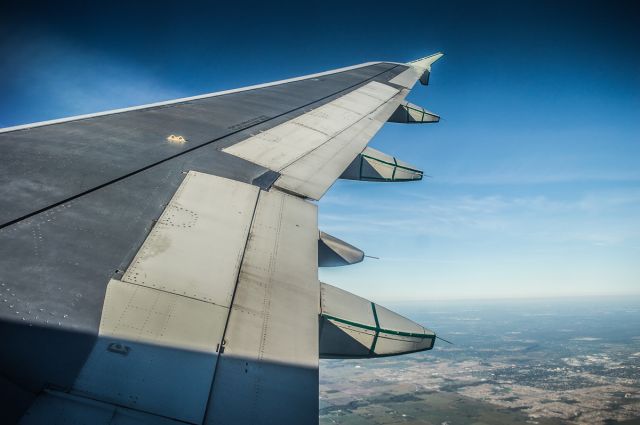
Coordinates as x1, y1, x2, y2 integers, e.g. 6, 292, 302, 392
361, 154, 422, 173
321, 313, 435, 340
369, 302, 380, 354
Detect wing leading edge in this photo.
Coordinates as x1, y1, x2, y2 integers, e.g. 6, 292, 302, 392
2, 53, 444, 425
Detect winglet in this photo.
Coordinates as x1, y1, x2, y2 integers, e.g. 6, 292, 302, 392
408, 52, 445, 71
407, 52, 444, 85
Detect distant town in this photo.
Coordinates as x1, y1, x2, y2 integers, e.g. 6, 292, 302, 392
320, 298, 640, 425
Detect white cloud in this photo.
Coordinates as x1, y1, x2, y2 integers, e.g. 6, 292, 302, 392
435, 171, 640, 185
4, 35, 184, 123
320, 187, 640, 246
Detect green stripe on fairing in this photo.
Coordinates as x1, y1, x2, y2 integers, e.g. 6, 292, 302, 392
361, 154, 422, 174
406, 104, 425, 122
321, 313, 436, 340
405, 104, 437, 123
369, 302, 380, 354
391, 157, 398, 180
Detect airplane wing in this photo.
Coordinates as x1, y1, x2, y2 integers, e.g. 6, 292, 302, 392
0, 53, 443, 425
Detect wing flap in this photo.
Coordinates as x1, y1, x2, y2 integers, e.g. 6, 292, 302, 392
272, 88, 403, 199
73, 280, 225, 423
44, 171, 322, 424
204, 187, 319, 425
222, 81, 403, 199
70, 171, 261, 423
121, 171, 259, 306
222, 81, 398, 172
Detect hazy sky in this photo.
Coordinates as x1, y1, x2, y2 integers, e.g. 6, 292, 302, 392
2, 0, 638, 301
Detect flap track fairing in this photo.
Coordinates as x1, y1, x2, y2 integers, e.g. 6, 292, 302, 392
319, 282, 435, 358
339, 147, 423, 182
388, 102, 440, 124
318, 231, 364, 267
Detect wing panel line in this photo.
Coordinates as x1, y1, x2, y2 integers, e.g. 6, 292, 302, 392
0, 64, 401, 231
200, 188, 262, 423
0, 62, 385, 134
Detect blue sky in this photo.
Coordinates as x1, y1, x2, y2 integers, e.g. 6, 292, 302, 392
2, 0, 638, 300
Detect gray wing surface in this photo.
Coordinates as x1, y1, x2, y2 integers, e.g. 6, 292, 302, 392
0, 53, 443, 424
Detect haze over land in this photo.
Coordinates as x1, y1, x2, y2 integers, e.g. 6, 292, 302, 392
320, 297, 640, 425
